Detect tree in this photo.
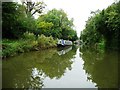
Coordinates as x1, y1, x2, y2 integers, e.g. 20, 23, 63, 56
36, 21, 53, 37
80, 1, 120, 50
22, 0, 46, 16
37, 9, 78, 40
2, 2, 27, 39
2, 2, 38, 39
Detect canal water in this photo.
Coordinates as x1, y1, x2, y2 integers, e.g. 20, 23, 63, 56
2, 46, 118, 88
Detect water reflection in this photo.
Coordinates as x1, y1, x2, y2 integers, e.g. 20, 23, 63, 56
57, 46, 72, 55
3, 46, 118, 88
80, 47, 118, 88
2, 46, 77, 88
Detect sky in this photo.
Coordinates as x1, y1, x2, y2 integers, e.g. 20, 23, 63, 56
16, 0, 115, 37
42, 0, 115, 37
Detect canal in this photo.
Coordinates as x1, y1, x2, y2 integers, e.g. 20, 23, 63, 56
2, 46, 118, 88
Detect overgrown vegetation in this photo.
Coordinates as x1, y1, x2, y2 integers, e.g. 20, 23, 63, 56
2, 1, 78, 58
80, 1, 120, 51
2, 33, 57, 58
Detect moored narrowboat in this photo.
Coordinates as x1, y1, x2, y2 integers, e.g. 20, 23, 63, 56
57, 39, 72, 46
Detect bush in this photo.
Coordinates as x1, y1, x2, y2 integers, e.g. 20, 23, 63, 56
37, 34, 47, 47
37, 34, 57, 48
2, 41, 19, 57
2, 35, 57, 58
23, 32, 36, 40
2, 39, 37, 57
48, 36, 57, 46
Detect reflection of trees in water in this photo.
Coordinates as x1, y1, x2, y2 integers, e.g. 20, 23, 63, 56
2, 47, 77, 88
30, 68, 45, 88
3, 49, 57, 88
80, 47, 118, 88
39, 48, 76, 79
13, 68, 45, 88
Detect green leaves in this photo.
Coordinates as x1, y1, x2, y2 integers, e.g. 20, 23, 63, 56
2, 2, 24, 39
2, 2, 77, 41
2, 2, 37, 39
36, 9, 78, 40
37, 21, 53, 29
80, 1, 120, 50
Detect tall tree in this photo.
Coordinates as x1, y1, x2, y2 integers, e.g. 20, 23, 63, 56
2, 2, 38, 39
2, 2, 27, 39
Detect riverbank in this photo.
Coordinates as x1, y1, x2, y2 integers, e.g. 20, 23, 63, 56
2, 34, 57, 58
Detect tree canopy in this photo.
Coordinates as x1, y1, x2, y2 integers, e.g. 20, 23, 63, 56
80, 1, 120, 50
36, 9, 78, 41
2, 2, 78, 41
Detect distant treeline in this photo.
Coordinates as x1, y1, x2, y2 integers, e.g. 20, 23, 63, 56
80, 1, 120, 50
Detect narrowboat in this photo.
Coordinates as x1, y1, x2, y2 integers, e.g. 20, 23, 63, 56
57, 39, 72, 46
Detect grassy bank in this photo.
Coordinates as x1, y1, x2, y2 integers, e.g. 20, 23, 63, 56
2, 33, 57, 58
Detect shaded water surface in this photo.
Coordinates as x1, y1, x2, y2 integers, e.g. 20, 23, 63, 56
2, 46, 118, 88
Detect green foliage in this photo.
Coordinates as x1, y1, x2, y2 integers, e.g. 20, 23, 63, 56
37, 9, 78, 40
37, 21, 53, 29
37, 34, 57, 48
80, 15, 102, 47
2, 34, 57, 58
2, 40, 23, 57
2, 2, 77, 41
2, 2, 19, 39
2, 2, 37, 39
80, 1, 120, 50
2, 39, 32, 57
23, 32, 36, 40
36, 21, 53, 36
2, 2, 78, 58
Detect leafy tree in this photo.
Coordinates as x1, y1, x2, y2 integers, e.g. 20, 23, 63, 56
80, 14, 102, 46
36, 21, 53, 37
2, 2, 27, 39
37, 9, 78, 40
2, 2, 38, 39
